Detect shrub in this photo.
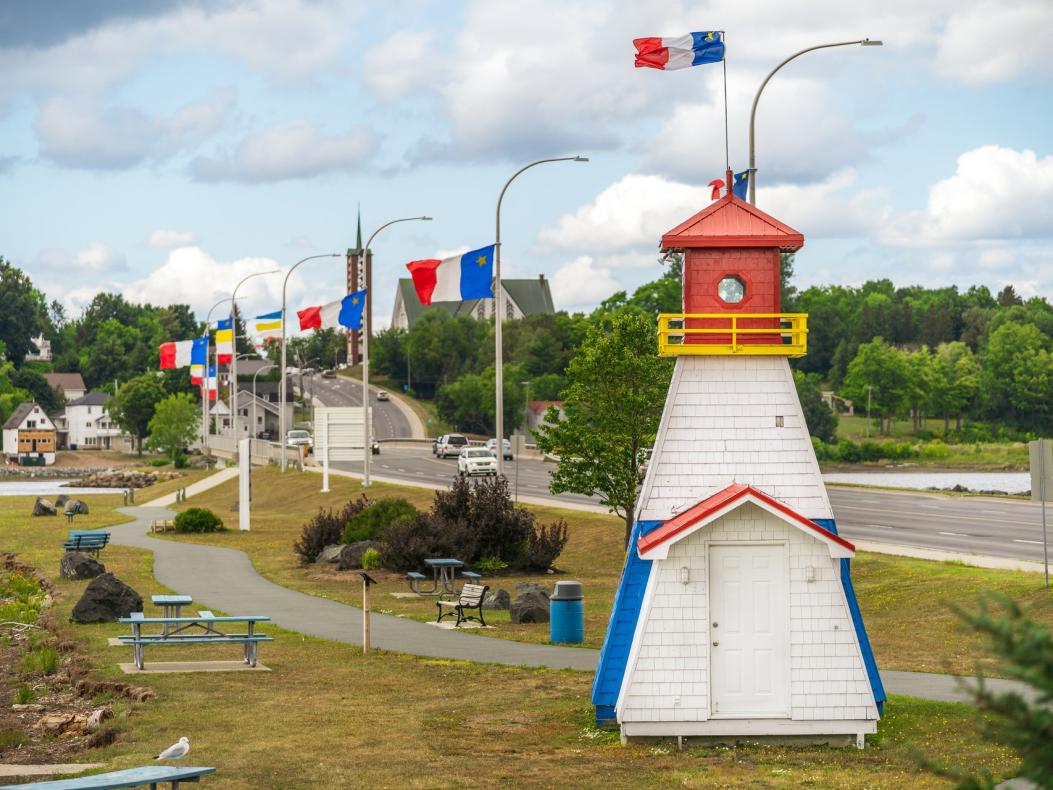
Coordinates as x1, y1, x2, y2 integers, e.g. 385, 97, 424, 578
342, 498, 417, 544
474, 555, 508, 575
361, 548, 382, 571
293, 495, 372, 564
0, 728, 27, 750
173, 451, 188, 469
523, 520, 569, 571
174, 507, 225, 534
13, 684, 35, 705
380, 513, 478, 572
149, 457, 169, 467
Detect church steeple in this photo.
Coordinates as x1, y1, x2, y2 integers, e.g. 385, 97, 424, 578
355, 205, 363, 252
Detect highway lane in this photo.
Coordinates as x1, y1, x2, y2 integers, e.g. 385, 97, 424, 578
307, 374, 411, 440
332, 446, 1051, 563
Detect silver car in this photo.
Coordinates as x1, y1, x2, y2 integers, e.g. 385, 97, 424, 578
458, 447, 497, 476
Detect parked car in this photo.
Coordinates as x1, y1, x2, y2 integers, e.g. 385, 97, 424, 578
484, 438, 513, 461
432, 435, 445, 456
458, 447, 497, 477
376, 390, 389, 401
436, 434, 468, 458
286, 429, 313, 450
321, 369, 336, 378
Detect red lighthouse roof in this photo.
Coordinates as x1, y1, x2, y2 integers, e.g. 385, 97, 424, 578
661, 192, 804, 252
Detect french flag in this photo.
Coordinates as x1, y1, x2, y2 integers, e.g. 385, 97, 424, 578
406, 245, 495, 305
634, 31, 724, 71
159, 340, 193, 369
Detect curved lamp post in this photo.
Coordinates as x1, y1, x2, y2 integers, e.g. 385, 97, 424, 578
280, 254, 341, 471
360, 216, 431, 487
494, 155, 588, 477
748, 38, 882, 205
230, 270, 279, 452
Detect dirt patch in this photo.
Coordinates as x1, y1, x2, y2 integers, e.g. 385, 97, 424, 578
52, 452, 138, 469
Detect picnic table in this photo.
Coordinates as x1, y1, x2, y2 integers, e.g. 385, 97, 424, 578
118, 611, 272, 670
404, 558, 461, 596
0, 765, 216, 789
151, 595, 193, 635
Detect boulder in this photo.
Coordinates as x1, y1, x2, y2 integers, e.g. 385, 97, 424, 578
315, 544, 346, 564
60, 551, 106, 581
32, 497, 56, 516
66, 499, 89, 515
483, 588, 510, 610
54, 494, 69, 508
336, 541, 382, 571
509, 583, 550, 624
70, 573, 142, 623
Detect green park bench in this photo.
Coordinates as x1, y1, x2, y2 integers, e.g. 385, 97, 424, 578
118, 611, 272, 670
0, 765, 216, 789
63, 531, 110, 556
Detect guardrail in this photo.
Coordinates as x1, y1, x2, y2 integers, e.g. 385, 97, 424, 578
657, 313, 808, 357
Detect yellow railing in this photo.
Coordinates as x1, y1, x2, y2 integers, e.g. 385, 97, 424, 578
657, 313, 808, 357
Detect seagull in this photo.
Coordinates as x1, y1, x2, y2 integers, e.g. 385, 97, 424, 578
155, 737, 189, 761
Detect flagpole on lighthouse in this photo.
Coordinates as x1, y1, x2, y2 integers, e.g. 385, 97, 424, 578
494, 156, 588, 478
358, 216, 432, 487
279, 254, 341, 473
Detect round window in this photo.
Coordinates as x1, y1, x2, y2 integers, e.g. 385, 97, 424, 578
717, 276, 745, 304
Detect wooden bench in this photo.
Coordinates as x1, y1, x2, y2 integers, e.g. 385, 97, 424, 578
149, 519, 175, 533
63, 531, 110, 556
436, 583, 489, 627
0, 765, 216, 789
118, 612, 272, 670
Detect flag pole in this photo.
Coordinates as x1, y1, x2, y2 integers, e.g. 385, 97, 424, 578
721, 31, 729, 174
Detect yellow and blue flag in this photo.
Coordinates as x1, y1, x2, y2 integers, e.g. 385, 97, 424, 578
732, 170, 749, 200
253, 310, 282, 334
338, 289, 367, 331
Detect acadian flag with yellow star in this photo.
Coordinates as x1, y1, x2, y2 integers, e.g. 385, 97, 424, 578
297, 289, 367, 331
405, 244, 495, 305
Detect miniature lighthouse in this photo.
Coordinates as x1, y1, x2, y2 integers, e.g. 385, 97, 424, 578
592, 185, 886, 747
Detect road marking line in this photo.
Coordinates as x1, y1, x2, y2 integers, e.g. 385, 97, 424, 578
396, 468, 406, 472
1013, 539, 1043, 545
863, 524, 894, 530
938, 531, 969, 537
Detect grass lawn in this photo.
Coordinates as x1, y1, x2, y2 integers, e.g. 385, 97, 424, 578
162, 468, 1053, 678
0, 487, 1025, 787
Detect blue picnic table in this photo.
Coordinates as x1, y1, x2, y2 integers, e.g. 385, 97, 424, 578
0, 765, 216, 789
151, 595, 193, 635
119, 612, 272, 670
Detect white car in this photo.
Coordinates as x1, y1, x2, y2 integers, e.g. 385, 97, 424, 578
376, 390, 389, 401
286, 429, 313, 450
458, 447, 497, 477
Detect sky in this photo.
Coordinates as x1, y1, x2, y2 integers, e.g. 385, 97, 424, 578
1, 0, 1051, 331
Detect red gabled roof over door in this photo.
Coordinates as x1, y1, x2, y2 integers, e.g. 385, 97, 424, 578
661, 193, 804, 252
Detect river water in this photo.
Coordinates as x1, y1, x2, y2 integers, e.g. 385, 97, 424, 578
0, 480, 126, 496
822, 471, 1030, 493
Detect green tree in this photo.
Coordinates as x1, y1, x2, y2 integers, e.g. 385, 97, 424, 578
534, 310, 672, 545
109, 374, 166, 455
841, 338, 910, 435
0, 258, 45, 365
435, 364, 528, 437
148, 393, 200, 462
903, 347, 936, 431
981, 322, 1053, 431
931, 342, 980, 431
793, 371, 838, 443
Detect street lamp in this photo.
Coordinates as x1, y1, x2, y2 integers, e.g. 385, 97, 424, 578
251, 363, 275, 442
494, 156, 588, 477
230, 270, 279, 456
280, 254, 341, 472
202, 296, 242, 455
747, 38, 882, 204
360, 216, 432, 487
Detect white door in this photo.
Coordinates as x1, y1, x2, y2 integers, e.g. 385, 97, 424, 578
709, 544, 789, 717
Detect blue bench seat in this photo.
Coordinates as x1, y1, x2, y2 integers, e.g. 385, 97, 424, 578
0, 765, 216, 789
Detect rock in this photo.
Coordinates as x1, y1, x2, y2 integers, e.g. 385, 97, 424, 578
86, 707, 112, 733
315, 544, 346, 564
509, 583, 550, 624
54, 494, 69, 508
336, 541, 382, 571
71, 573, 142, 623
483, 588, 510, 610
32, 497, 56, 516
66, 499, 89, 515
60, 552, 106, 581
12, 703, 45, 712
35, 712, 88, 737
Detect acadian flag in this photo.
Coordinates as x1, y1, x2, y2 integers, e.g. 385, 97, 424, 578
731, 169, 749, 200
189, 337, 208, 384
214, 318, 234, 364
297, 290, 368, 331
633, 31, 724, 71
199, 364, 218, 401
159, 340, 194, 369
406, 245, 494, 306
253, 310, 282, 335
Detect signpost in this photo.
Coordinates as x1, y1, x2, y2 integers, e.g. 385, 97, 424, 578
1028, 439, 1052, 587
315, 407, 367, 490
357, 571, 377, 653
238, 438, 251, 531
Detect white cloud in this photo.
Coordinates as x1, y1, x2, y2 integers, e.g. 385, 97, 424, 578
189, 120, 375, 183
754, 170, 891, 238
147, 229, 196, 248
551, 255, 621, 310
362, 31, 438, 100
936, 1, 1053, 84
36, 241, 126, 273
884, 145, 1053, 244
34, 88, 235, 169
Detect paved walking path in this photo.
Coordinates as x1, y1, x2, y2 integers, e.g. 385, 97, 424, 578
109, 470, 1036, 705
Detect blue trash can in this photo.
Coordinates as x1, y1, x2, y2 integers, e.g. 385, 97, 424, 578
549, 581, 584, 644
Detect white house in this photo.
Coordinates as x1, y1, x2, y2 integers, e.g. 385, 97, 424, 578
390, 275, 555, 331
592, 191, 883, 747
25, 335, 52, 362
65, 392, 122, 450
44, 372, 86, 403
2, 402, 56, 465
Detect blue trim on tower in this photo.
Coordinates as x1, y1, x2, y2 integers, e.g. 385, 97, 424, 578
815, 518, 887, 716
591, 520, 662, 725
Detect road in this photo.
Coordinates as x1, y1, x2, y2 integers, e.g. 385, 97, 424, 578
332, 446, 1051, 564
307, 373, 413, 440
